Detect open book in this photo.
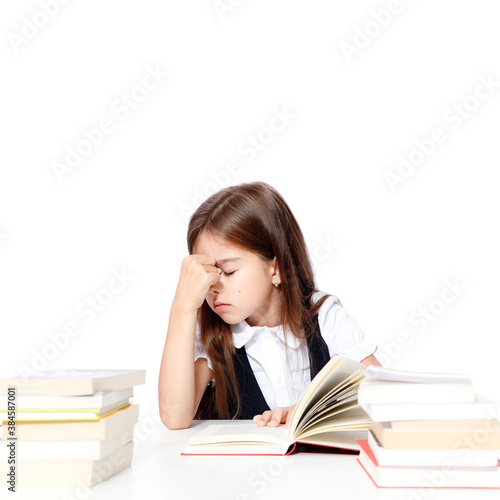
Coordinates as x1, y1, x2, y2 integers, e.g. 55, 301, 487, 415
182, 356, 371, 455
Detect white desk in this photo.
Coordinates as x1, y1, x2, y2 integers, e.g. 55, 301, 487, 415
8, 420, 500, 500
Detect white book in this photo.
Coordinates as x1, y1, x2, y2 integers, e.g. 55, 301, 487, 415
0, 369, 145, 396
2, 387, 133, 410
359, 365, 475, 404
358, 379, 475, 404
360, 394, 499, 422
367, 430, 499, 467
364, 365, 472, 384
0, 442, 134, 488
9, 427, 134, 460
357, 439, 500, 488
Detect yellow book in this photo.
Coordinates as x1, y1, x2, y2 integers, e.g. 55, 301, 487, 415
1, 404, 139, 440
0, 387, 133, 421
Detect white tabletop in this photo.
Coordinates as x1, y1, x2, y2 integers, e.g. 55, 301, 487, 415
9, 420, 500, 500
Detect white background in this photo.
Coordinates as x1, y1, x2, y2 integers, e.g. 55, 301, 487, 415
1, 0, 500, 428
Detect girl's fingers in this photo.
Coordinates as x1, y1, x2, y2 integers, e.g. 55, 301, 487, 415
193, 254, 217, 266
204, 265, 221, 275
268, 409, 284, 427
254, 410, 272, 426
206, 266, 221, 285
253, 408, 291, 427
176, 255, 222, 310
253, 414, 262, 425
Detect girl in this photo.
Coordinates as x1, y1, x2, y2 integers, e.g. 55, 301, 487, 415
159, 182, 380, 430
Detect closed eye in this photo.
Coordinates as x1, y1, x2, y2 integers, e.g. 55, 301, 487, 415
222, 271, 236, 277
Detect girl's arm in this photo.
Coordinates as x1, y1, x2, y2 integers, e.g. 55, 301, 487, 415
360, 354, 382, 367
158, 255, 220, 430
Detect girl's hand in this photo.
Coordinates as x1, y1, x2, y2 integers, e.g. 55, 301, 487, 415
173, 254, 221, 312
253, 405, 296, 429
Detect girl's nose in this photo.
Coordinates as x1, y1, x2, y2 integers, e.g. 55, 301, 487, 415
210, 277, 222, 291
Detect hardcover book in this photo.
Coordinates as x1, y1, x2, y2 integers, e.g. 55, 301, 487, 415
183, 356, 371, 455
0, 369, 145, 397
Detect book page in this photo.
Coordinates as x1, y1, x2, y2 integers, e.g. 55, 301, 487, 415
296, 407, 372, 439
297, 372, 364, 431
296, 396, 364, 434
297, 429, 368, 451
188, 423, 289, 446
294, 392, 358, 435
289, 356, 365, 434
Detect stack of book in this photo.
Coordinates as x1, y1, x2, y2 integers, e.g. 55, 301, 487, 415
0, 369, 145, 490
355, 365, 500, 490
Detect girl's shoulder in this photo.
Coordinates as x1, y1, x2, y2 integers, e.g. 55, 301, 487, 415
312, 291, 352, 331
312, 290, 341, 310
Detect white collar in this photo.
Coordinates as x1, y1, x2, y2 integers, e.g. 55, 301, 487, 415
231, 320, 302, 349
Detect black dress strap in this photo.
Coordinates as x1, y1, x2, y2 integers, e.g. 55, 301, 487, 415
229, 346, 272, 419
307, 314, 331, 379
229, 315, 331, 419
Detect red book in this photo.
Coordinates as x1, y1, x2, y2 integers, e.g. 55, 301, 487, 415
356, 439, 500, 489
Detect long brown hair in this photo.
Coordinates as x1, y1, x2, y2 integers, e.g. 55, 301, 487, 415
188, 182, 329, 418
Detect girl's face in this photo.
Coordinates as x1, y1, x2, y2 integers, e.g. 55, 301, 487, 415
193, 233, 281, 327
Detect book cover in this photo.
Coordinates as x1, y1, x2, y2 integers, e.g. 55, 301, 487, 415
0, 369, 146, 396
1, 387, 133, 410
360, 395, 499, 423
1, 404, 139, 441
356, 439, 500, 489
10, 427, 134, 460
0, 441, 134, 489
358, 379, 475, 405
366, 430, 500, 467
1, 400, 131, 421
371, 421, 500, 450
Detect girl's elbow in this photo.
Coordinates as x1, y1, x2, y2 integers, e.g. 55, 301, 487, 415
160, 409, 193, 430
163, 418, 191, 430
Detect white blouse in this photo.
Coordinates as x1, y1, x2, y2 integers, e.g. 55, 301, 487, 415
194, 292, 377, 410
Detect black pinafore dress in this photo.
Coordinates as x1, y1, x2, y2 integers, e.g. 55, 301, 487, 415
227, 315, 331, 419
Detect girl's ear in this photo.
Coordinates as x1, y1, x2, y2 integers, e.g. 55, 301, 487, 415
271, 257, 280, 286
